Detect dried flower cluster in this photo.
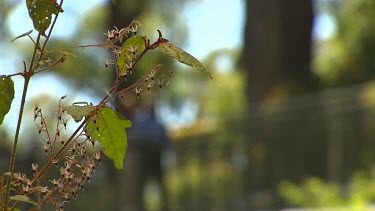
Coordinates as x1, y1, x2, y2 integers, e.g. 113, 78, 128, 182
104, 20, 141, 45
7, 96, 103, 210
129, 64, 175, 99
102, 21, 175, 102
34, 96, 69, 155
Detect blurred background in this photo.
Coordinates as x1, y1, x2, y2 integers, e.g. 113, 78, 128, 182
2, 0, 375, 210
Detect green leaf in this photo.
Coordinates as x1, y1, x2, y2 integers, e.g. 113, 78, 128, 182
87, 106, 132, 170
117, 35, 146, 76
26, 0, 60, 36
159, 42, 213, 79
10, 195, 37, 205
0, 75, 14, 126
64, 104, 96, 122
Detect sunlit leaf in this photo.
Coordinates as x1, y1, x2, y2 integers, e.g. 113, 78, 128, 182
26, 0, 61, 36
117, 35, 146, 76
64, 104, 96, 122
87, 106, 132, 170
10, 195, 37, 205
159, 42, 213, 79
0, 75, 14, 126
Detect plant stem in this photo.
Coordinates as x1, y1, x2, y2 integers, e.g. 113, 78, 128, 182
2, 32, 41, 210
38, 0, 64, 61
3, 74, 31, 210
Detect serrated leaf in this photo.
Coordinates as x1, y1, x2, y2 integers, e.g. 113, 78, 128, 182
26, 0, 60, 36
159, 42, 213, 79
10, 195, 37, 205
117, 35, 146, 76
87, 106, 132, 170
64, 104, 96, 122
0, 75, 14, 126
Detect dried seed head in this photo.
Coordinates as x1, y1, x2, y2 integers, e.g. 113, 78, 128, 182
26, 179, 32, 188
94, 151, 101, 164
60, 167, 68, 178
22, 185, 31, 194
39, 186, 49, 195
43, 144, 49, 154
32, 163, 38, 174
132, 87, 143, 99
56, 127, 62, 137
61, 117, 70, 129
90, 138, 95, 146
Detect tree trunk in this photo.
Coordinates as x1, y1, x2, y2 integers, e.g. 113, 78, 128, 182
243, 0, 314, 102
241, 0, 316, 207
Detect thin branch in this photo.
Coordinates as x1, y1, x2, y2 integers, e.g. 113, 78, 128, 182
38, 0, 64, 61
6, 72, 23, 77
27, 34, 41, 74
47, 43, 107, 53
34, 55, 65, 74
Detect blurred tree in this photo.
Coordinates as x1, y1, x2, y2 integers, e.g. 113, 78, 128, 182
314, 0, 375, 86
242, 0, 315, 102
242, 1, 375, 209
312, 0, 375, 182
0, 0, 13, 38
241, 1, 321, 207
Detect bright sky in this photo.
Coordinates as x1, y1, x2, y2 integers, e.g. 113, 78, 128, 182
1, 0, 334, 132
183, 0, 244, 59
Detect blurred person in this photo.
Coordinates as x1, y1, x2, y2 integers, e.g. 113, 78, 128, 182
117, 91, 172, 211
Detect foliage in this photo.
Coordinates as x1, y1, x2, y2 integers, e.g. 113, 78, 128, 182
159, 42, 213, 79
0, 1, 210, 210
86, 106, 132, 170
314, 0, 375, 87
279, 167, 375, 210
26, 0, 61, 36
279, 177, 343, 207
0, 76, 14, 125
